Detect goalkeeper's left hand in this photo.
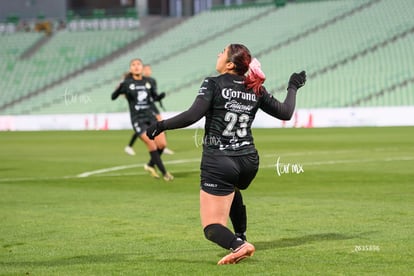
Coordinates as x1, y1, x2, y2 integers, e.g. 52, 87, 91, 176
288, 71, 306, 91
146, 121, 166, 140
154, 92, 166, 102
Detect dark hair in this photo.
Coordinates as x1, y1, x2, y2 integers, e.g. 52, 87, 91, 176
123, 58, 143, 79
227, 44, 265, 95
123, 71, 131, 79
130, 58, 143, 65
227, 44, 251, 76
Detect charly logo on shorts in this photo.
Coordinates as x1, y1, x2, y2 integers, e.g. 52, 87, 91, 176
203, 182, 218, 188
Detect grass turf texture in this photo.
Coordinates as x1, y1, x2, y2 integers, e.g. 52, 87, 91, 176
0, 127, 413, 275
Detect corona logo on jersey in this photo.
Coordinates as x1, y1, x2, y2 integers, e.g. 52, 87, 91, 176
221, 88, 256, 102
222, 88, 255, 114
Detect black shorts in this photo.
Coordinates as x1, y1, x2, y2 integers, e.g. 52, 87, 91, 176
200, 151, 259, 196
131, 118, 153, 136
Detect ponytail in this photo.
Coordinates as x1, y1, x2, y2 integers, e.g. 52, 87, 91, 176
123, 72, 132, 80
245, 58, 266, 95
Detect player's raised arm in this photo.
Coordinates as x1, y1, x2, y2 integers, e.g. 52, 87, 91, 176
259, 71, 306, 120
146, 96, 210, 139
111, 82, 125, 100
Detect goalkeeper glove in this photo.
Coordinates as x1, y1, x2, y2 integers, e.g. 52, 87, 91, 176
288, 71, 306, 90
154, 92, 166, 102
146, 121, 166, 140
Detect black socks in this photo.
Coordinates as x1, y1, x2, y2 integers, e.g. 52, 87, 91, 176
149, 150, 166, 175
128, 132, 139, 147
230, 189, 247, 239
148, 148, 164, 168
204, 223, 244, 250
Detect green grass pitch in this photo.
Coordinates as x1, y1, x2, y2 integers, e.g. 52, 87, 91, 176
0, 127, 413, 275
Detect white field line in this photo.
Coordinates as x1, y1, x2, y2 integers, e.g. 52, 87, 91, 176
76, 158, 200, 178
0, 175, 76, 183
76, 148, 368, 178
261, 156, 414, 168
76, 155, 414, 177
1, 155, 413, 183
72, 156, 414, 178
91, 167, 201, 178
261, 147, 409, 158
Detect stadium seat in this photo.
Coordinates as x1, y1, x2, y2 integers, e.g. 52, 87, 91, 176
1, 0, 413, 115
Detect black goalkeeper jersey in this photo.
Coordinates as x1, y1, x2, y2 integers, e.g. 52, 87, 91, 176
111, 76, 156, 122
197, 74, 260, 155
163, 73, 297, 156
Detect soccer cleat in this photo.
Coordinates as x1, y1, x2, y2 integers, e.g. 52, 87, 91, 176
144, 164, 160, 178
124, 146, 136, 156
217, 242, 255, 265
235, 233, 247, 241
163, 172, 174, 181
163, 148, 175, 155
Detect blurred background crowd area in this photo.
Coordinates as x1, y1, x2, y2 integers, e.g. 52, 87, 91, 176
0, 0, 413, 118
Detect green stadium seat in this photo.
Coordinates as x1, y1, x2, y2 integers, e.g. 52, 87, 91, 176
2, 0, 413, 115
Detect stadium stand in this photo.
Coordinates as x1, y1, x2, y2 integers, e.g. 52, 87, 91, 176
3, 5, 273, 114
0, 28, 144, 112
0, 0, 413, 115
0, 32, 44, 101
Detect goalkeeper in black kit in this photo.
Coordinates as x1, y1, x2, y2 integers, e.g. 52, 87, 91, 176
146, 44, 306, 264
